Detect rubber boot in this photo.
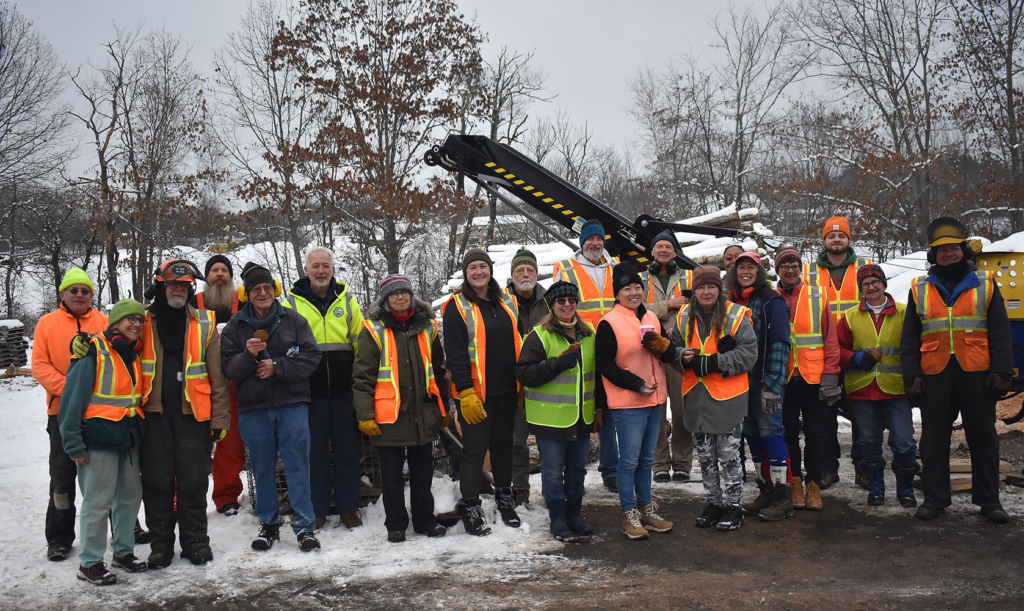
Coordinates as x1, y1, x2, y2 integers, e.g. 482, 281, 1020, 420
566, 495, 594, 537
895, 467, 918, 508
742, 476, 774, 517
864, 460, 885, 506
792, 476, 806, 509
547, 500, 574, 542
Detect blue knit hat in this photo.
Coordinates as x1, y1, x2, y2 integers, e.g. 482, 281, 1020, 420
650, 229, 680, 252
578, 219, 606, 248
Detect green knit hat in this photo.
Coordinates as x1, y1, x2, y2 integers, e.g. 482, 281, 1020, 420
108, 299, 146, 325
510, 248, 538, 274
59, 267, 95, 292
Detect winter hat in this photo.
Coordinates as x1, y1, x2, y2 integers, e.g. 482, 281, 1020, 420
856, 264, 886, 288
241, 262, 275, 294
774, 248, 802, 269
733, 251, 762, 267
578, 219, 606, 247
822, 216, 851, 240
379, 274, 413, 301
59, 267, 94, 292
691, 265, 723, 291
108, 298, 146, 325
204, 254, 234, 279
544, 281, 580, 307
650, 229, 680, 252
510, 248, 538, 273
611, 262, 645, 296
462, 247, 493, 276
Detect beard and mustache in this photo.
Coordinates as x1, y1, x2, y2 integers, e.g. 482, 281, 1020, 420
202, 279, 237, 310
514, 278, 537, 294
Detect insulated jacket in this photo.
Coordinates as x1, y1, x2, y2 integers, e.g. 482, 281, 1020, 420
804, 249, 872, 320
595, 304, 668, 409
33, 304, 109, 415
353, 298, 451, 447
735, 290, 791, 396
503, 281, 549, 336
220, 301, 322, 413
838, 295, 907, 400
641, 267, 692, 333
284, 277, 363, 397
776, 282, 841, 384
552, 250, 619, 328
442, 292, 521, 401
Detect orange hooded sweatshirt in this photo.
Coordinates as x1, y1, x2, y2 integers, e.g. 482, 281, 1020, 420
32, 304, 109, 415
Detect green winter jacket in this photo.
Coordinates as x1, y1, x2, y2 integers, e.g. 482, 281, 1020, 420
58, 349, 145, 459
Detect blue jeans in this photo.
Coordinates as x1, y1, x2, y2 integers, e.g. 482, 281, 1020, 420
309, 394, 361, 515
77, 450, 142, 567
238, 404, 316, 534
597, 416, 619, 478
848, 398, 917, 468
536, 435, 590, 504
610, 404, 662, 510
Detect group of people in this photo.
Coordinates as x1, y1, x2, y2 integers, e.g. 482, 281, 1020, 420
35, 212, 1014, 585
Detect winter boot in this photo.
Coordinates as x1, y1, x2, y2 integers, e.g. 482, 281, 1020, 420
297, 531, 321, 552
134, 520, 150, 545
792, 476, 806, 509
181, 544, 214, 565
146, 548, 173, 570
47, 541, 72, 562
514, 488, 530, 508
78, 562, 117, 586
495, 487, 522, 528
547, 499, 575, 542
459, 499, 492, 537
695, 503, 725, 528
864, 460, 886, 506
640, 501, 673, 533
621, 508, 649, 540
855, 463, 871, 490
111, 553, 148, 573
895, 467, 918, 508
742, 477, 774, 516
805, 481, 823, 511
716, 506, 745, 531
251, 524, 280, 551
566, 495, 594, 537
758, 482, 795, 522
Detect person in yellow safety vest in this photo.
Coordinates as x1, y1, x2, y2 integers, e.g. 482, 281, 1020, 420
442, 247, 522, 536
552, 218, 620, 491
663, 265, 758, 532
804, 216, 873, 491
836, 264, 918, 510
515, 281, 600, 542
900, 217, 1014, 524
139, 259, 230, 570
58, 299, 149, 585
283, 246, 365, 531
352, 275, 452, 543
774, 248, 842, 512
641, 229, 695, 484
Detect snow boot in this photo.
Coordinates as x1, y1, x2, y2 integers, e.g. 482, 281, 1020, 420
621, 508, 649, 540
547, 499, 575, 542
47, 541, 72, 562
792, 476, 806, 509
716, 506, 745, 531
78, 562, 117, 586
181, 544, 214, 565
297, 531, 321, 552
865, 460, 886, 506
146, 548, 173, 570
742, 476, 774, 517
566, 495, 594, 537
759, 482, 795, 522
458, 498, 491, 536
653, 470, 671, 483
251, 524, 280, 551
895, 467, 918, 508
112, 553, 148, 573
640, 501, 673, 532
495, 487, 522, 528
695, 503, 725, 528
134, 520, 150, 545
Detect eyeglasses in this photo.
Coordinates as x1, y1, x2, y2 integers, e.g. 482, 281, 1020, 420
554, 297, 578, 306
124, 315, 146, 325
860, 279, 882, 290
66, 287, 92, 296
389, 289, 411, 297
249, 284, 275, 295
167, 281, 191, 291
778, 263, 801, 271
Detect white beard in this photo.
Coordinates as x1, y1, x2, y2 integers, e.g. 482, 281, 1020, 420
167, 294, 188, 309
514, 279, 536, 294
203, 281, 237, 310
583, 249, 603, 264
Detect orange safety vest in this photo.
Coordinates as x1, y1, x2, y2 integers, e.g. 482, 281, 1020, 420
600, 304, 669, 408
86, 334, 146, 421
911, 271, 993, 374
678, 301, 752, 401
553, 257, 618, 329
363, 318, 446, 424
444, 293, 521, 402
777, 283, 831, 384
803, 257, 871, 319
196, 292, 239, 321
139, 309, 217, 421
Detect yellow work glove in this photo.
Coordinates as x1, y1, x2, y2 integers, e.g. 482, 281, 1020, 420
458, 389, 487, 425
358, 420, 382, 436
210, 428, 228, 442
69, 333, 92, 359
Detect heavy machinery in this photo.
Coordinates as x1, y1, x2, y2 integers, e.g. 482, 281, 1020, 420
977, 251, 1024, 423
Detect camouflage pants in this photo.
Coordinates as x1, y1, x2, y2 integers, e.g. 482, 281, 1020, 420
694, 425, 744, 507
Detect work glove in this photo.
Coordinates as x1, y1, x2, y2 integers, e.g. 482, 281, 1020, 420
210, 429, 227, 443
642, 331, 671, 356
592, 409, 605, 433
555, 352, 580, 372
851, 350, 878, 371
358, 419, 383, 436
458, 389, 487, 425
986, 373, 1012, 400
440, 413, 451, 430
690, 354, 720, 377
70, 332, 92, 359
904, 376, 925, 400
761, 391, 783, 414
716, 334, 737, 353
818, 373, 842, 406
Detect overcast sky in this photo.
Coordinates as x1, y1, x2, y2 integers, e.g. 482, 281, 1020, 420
23, 0, 755, 169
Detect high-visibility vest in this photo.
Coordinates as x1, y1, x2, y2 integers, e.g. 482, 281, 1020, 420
284, 288, 360, 354
642, 269, 691, 303
363, 318, 446, 425
444, 293, 521, 402
139, 310, 217, 421
803, 257, 871, 319
677, 301, 752, 401
777, 284, 831, 384
196, 292, 239, 321
552, 257, 618, 328
524, 324, 596, 428
843, 303, 906, 395
86, 334, 145, 421
600, 305, 669, 408
911, 271, 993, 374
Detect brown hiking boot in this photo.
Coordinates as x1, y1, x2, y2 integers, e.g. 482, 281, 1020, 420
339, 511, 363, 529
792, 476, 806, 509
805, 481, 823, 510
640, 501, 673, 533
621, 508, 650, 540
742, 480, 774, 516
315, 516, 327, 530
758, 483, 795, 522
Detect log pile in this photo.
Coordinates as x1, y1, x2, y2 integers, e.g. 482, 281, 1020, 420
0, 321, 28, 369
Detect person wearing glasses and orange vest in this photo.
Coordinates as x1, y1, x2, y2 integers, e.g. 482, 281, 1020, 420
195, 255, 246, 517
775, 248, 842, 512
442, 248, 522, 536
804, 216, 873, 489
901, 217, 1013, 524
32, 268, 110, 562
552, 219, 621, 491
353, 275, 452, 542
58, 299, 149, 585
139, 259, 230, 569
641, 229, 696, 484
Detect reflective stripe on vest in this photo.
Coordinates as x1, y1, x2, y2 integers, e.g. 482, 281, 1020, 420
843, 303, 906, 395
139, 310, 215, 421
779, 284, 830, 384
444, 293, 521, 402
284, 291, 358, 353
553, 258, 617, 328
803, 257, 870, 319
677, 301, 751, 401
524, 324, 596, 428
87, 334, 145, 421
911, 271, 993, 374
364, 318, 445, 425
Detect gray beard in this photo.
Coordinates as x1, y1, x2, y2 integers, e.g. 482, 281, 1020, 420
167, 294, 187, 309
203, 281, 236, 310
583, 249, 603, 264
514, 279, 536, 294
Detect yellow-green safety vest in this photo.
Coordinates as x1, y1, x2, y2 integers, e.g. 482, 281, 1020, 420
843, 303, 906, 395
284, 288, 362, 355
523, 324, 596, 428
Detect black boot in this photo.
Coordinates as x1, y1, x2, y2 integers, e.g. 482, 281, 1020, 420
895, 466, 918, 508
134, 520, 150, 545
495, 487, 521, 528
251, 524, 280, 550
547, 500, 575, 542
458, 499, 491, 536
864, 460, 886, 506
566, 495, 594, 537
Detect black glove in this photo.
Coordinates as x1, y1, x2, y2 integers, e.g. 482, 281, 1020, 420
555, 352, 580, 372
904, 376, 925, 399
986, 373, 1012, 399
211, 429, 227, 442
717, 334, 737, 353
691, 354, 720, 377
851, 350, 877, 371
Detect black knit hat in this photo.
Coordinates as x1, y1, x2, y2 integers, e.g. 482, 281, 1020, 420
205, 254, 233, 278
241, 262, 275, 294
462, 247, 493, 276
650, 229, 680, 252
612, 262, 644, 296
544, 281, 580, 306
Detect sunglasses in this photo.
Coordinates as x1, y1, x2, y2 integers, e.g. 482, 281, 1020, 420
124, 315, 146, 325
66, 287, 92, 296
554, 297, 578, 306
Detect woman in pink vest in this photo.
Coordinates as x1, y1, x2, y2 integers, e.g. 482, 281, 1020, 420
596, 263, 675, 539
